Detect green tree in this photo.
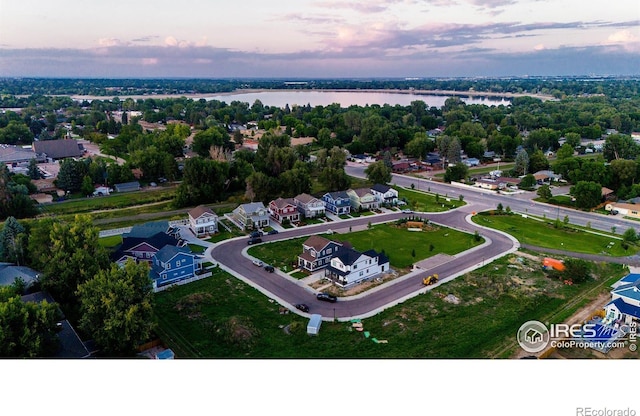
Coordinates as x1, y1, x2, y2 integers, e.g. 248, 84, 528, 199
528, 149, 549, 174
562, 258, 590, 284
0, 216, 26, 265
38, 215, 110, 319
622, 228, 638, 243
319, 167, 351, 192
537, 184, 552, 200
556, 143, 574, 160
81, 175, 94, 196
27, 158, 41, 180
514, 149, 529, 176
571, 181, 602, 209
519, 174, 536, 189
0, 287, 61, 357
444, 163, 468, 183
364, 161, 392, 184
77, 260, 155, 356
56, 159, 87, 192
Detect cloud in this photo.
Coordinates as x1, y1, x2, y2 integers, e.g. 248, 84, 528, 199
98, 38, 127, 47
607, 29, 638, 43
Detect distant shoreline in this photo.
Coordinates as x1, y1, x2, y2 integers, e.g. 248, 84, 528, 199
64, 88, 555, 102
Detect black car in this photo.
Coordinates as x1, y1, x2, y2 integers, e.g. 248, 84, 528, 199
267, 229, 279, 235
250, 230, 263, 238
295, 303, 309, 312
247, 237, 262, 245
264, 265, 275, 273
316, 292, 337, 303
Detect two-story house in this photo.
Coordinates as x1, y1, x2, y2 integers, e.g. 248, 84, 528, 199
150, 245, 201, 289
605, 274, 640, 325
111, 232, 181, 266
294, 193, 325, 219
232, 202, 270, 230
268, 197, 300, 224
324, 246, 389, 287
297, 235, 343, 272
188, 205, 218, 237
347, 188, 380, 211
322, 191, 351, 215
370, 184, 399, 206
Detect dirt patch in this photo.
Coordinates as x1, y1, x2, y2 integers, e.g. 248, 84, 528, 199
175, 292, 213, 320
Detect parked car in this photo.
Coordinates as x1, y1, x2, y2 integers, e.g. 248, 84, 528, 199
316, 292, 337, 303
252, 260, 264, 267
264, 265, 275, 273
247, 237, 262, 245
267, 229, 279, 235
295, 303, 309, 312
250, 230, 263, 238
401, 209, 413, 213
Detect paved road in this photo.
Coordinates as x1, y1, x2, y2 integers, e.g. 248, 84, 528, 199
206, 165, 640, 321
210, 208, 518, 320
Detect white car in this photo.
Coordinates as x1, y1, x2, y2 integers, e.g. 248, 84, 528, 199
252, 260, 264, 267
402, 209, 413, 213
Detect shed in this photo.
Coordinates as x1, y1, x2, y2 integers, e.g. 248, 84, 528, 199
307, 314, 322, 335
155, 349, 175, 359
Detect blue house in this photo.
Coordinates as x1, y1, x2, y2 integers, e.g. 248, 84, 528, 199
322, 191, 351, 215
150, 245, 200, 289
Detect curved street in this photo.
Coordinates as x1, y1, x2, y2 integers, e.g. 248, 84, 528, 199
202, 166, 640, 321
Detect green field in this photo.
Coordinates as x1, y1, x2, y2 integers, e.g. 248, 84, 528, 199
153, 255, 627, 358
395, 186, 465, 212
472, 212, 637, 256
248, 222, 482, 271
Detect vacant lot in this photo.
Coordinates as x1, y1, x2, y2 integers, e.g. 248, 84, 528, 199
472, 212, 637, 256
153, 253, 627, 358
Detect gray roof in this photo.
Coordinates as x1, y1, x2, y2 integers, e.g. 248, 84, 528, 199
0, 263, 39, 287
371, 184, 391, 194
33, 139, 83, 159
241, 202, 266, 214
326, 191, 349, 200
114, 181, 141, 192
0, 145, 38, 164
124, 221, 170, 239
154, 245, 192, 263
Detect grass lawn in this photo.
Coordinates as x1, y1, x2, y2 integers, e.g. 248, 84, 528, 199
248, 222, 482, 270
339, 214, 351, 219
39, 187, 177, 216
472, 212, 638, 256
188, 244, 206, 254
98, 235, 122, 248
290, 271, 309, 279
153, 254, 627, 358
395, 186, 465, 212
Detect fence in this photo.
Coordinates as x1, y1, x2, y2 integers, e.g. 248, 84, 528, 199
153, 271, 213, 293
99, 227, 132, 238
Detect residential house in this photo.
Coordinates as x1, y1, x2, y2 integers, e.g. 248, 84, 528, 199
392, 161, 411, 173
370, 184, 399, 206
347, 188, 380, 211
0, 263, 40, 288
322, 191, 351, 215
111, 232, 181, 266
601, 187, 616, 201
150, 245, 201, 289
324, 246, 389, 287
475, 179, 499, 190
268, 197, 300, 224
124, 221, 174, 239
0, 144, 42, 165
294, 193, 325, 219
32, 139, 83, 160
605, 275, 640, 324
297, 235, 343, 272
188, 205, 218, 237
604, 203, 640, 219
232, 202, 270, 230
463, 158, 480, 167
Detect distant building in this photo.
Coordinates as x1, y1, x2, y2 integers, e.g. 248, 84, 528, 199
114, 181, 141, 192
32, 139, 83, 160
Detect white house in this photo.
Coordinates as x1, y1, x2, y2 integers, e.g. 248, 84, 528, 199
324, 246, 389, 287
188, 205, 218, 237
232, 202, 270, 230
370, 184, 399, 206
605, 274, 640, 325
347, 188, 379, 211
294, 193, 325, 218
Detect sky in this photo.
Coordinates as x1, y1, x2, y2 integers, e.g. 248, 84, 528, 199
0, 0, 639, 78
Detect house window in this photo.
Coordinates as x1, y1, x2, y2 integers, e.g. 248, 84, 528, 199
353, 264, 357, 269
359, 271, 363, 276
167, 263, 171, 269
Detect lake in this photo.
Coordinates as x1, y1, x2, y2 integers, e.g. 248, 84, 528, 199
205, 90, 511, 108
